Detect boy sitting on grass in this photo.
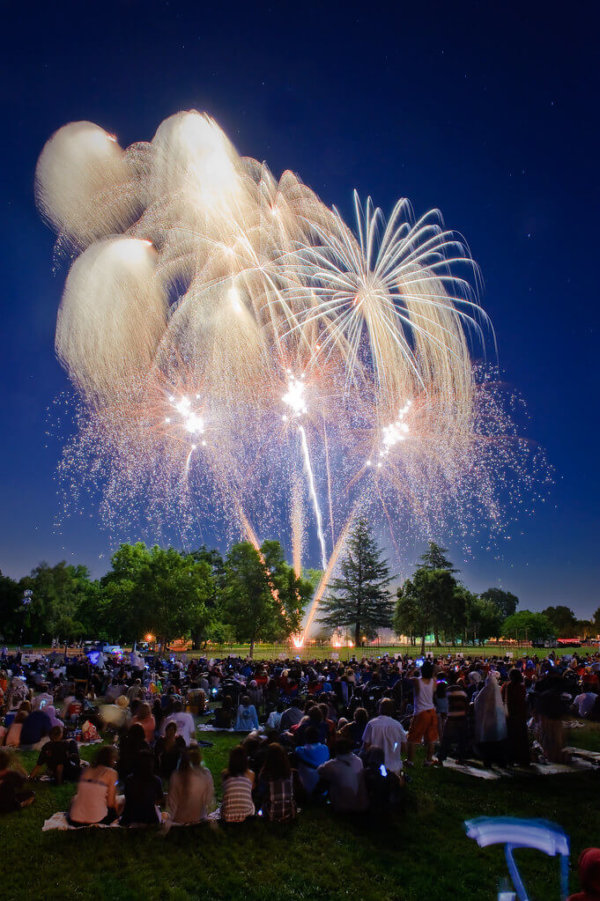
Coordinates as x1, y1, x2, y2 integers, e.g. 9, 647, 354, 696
29, 726, 81, 785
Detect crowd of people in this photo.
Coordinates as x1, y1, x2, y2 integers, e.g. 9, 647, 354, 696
0, 644, 599, 827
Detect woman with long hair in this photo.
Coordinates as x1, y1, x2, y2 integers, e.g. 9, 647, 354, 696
220, 745, 255, 823
256, 742, 302, 822
167, 746, 214, 824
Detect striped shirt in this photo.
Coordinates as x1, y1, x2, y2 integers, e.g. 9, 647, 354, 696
221, 773, 255, 822
447, 684, 469, 718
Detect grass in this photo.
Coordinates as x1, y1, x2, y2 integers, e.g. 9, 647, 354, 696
186, 643, 599, 662
1, 724, 599, 900
13, 643, 598, 661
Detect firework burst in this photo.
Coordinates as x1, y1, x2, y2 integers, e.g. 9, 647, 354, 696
38, 111, 549, 638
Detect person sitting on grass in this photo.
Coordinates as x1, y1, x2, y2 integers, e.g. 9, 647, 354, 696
67, 745, 121, 827
167, 746, 214, 825
29, 725, 81, 785
4, 710, 27, 747
155, 721, 186, 779
212, 694, 234, 729
316, 738, 369, 814
256, 742, 303, 823
338, 707, 369, 750
120, 750, 164, 826
295, 726, 330, 796
19, 705, 52, 748
220, 745, 255, 823
117, 723, 149, 781
362, 746, 405, 815
160, 700, 196, 746
0, 750, 35, 814
234, 695, 259, 732
130, 702, 156, 745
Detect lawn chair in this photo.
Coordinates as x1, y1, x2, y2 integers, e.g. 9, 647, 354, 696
464, 816, 570, 901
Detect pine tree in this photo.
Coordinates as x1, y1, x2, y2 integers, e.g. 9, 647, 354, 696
419, 541, 458, 573
319, 519, 393, 646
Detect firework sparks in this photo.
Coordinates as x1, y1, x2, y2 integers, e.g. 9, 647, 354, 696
37, 111, 550, 637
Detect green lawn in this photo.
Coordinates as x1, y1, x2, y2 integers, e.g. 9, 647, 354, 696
1, 724, 599, 900
189, 643, 598, 662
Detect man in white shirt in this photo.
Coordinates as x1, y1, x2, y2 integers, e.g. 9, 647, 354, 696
161, 701, 196, 746
361, 698, 407, 775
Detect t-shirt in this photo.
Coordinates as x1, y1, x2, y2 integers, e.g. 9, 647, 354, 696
317, 753, 369, 813
361, 716, 407, 775
161, 712, 195, 746
234, 705, 259, 732
20, 710, 52, 745
446, 684, 469, 719
295, 742, 330, 793
37, 739, 79, 773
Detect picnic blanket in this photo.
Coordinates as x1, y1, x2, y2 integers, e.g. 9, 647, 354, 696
196, 724, 235, 733
442, 748, 598, 779
442, 761, 501, 780
42, 810, 213, 831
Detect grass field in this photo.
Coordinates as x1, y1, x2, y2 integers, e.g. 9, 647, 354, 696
12, 643, 598, 662
1, 721, 599, 900
184, 643, 599, 662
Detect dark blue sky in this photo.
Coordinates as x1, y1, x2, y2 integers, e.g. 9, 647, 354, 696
1, 1, 598, 616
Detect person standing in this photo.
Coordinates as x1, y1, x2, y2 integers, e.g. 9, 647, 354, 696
502, 668, 530, 766
437, 670, 469, 764
406, 661, 439, 766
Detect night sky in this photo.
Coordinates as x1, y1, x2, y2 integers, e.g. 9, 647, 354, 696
1, 1, 598, 616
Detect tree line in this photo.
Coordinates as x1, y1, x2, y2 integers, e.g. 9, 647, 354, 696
0, 540, 314, 652
0, 523, 596, 650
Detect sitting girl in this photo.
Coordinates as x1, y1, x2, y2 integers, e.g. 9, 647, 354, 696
68, 746, 120, 827
220, 745, 255, 823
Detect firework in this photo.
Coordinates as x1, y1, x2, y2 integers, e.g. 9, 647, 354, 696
37, 111, 549, 639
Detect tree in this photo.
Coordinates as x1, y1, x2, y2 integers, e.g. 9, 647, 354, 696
419, 541, 458, 573
0, 571, 22, 642
394, 568, 456, 653
260, 540, 312, 640
20, 562, 95, 643
463, 592, 503, 644
222, 542, 279, 657
542, 605, 578, 638
481, 587, 519, 620
135, 547, 214, 649
99, 543, 215, 647
189, 546, 227, 648
319, 519, 393, 647
502, 610, 555, 642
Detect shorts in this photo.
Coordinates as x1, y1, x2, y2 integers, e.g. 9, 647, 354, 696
408, 709, 439, 743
